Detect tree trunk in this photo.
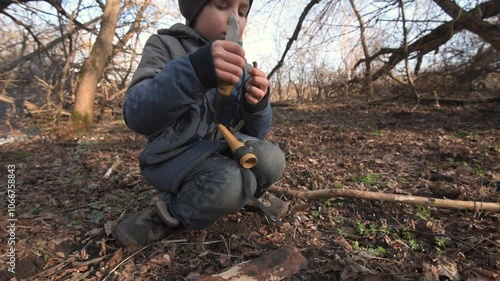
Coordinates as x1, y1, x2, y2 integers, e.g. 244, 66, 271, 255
348, 0, 374, 97
71, 0, 120, 130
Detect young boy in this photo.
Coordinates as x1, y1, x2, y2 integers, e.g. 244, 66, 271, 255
115, 0, 287, 247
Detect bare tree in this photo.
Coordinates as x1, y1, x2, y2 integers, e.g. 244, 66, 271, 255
348, 0, 374, 97
267, 0, 320, 80
71, 0, 120, 130
351, 0, 500, 85
398, 0, 420, 104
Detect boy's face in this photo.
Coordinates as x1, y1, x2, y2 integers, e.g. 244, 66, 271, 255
194, 0, 249, 41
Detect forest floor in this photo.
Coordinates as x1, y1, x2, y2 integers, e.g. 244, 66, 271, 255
0, 96, 499, 281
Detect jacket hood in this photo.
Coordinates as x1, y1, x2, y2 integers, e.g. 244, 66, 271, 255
157, 23, 208, 43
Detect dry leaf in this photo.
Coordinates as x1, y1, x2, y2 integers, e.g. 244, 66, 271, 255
108, 248, 124, 268
468, 268, 499, 281
335, 236, 353, 252
422, 262, 439, 281
219, 254, 231, 266
341, 261, 381, 281
437, 257, 460, 281
104, 221, 117, 237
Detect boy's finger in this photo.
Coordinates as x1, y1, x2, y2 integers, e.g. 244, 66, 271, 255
216, 69, 241, 85
246, 84, 266, 100
248, 67, 266, 77
224, 52, 247, 69
221, 41, 246, 57
244, 92, 260, 105
247, 76, 268, 92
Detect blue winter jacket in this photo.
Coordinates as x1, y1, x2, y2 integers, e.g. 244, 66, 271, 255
123, 24, 272, 194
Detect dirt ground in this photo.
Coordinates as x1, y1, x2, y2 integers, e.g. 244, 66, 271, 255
0, 96, 498, 280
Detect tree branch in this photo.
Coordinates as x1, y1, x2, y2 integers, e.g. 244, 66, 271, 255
267, 0, 320, 80
0, 16, 102, 73
349, 0, 500, 85
432, 0, 500, 49
1, 10, 50, 58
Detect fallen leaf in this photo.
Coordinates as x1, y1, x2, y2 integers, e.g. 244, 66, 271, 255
104, 221, 117, 237
422, 262, 439, 281
335, 235, 353, 252
341, 261, 381, 281
468, 268, 499, 281
108, 248, 124, 268
219, 254, 231, 266
437, 257, 460, 281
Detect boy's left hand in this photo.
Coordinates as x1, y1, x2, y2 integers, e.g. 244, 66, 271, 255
244, 67, 269, 105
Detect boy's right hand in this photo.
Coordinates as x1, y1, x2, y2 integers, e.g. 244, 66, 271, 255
212, 40, 246, 86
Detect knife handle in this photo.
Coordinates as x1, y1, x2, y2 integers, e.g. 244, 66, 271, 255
217, 83, 233, 96
216, 41, 243, 96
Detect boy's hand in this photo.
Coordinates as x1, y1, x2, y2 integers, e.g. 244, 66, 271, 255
212, 40, 246, 85
244, 67, 269, 105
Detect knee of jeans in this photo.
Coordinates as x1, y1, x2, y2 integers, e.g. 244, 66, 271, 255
196, 162, 252, 213
248, 141, 286, 184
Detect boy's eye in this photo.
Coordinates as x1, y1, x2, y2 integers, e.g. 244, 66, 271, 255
214, 0, 228, 9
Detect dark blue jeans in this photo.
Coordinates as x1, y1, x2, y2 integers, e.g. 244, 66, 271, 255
163, 139, 285, 230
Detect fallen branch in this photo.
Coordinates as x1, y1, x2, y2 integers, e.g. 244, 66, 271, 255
0, 93, 39, 112
199, 246, 308, 281
419, 96, 500, 105
270, 187, 500, 212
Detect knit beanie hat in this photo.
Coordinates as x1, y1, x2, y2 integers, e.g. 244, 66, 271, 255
179, 0, 253, 26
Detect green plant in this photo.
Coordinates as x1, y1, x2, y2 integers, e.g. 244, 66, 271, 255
38, 247, 50, 262
367, 246, 387, 256
351, 174, 378, 187
435, 237, 450, 249
330, 216, 343, 224
356, 220, 367, 235
332, 181, 342, 189
400, 227, 422, 251
416, 206, 431, 220
11, 150, 34, 160
473, 166, 485, 176
337, 228, 347, 236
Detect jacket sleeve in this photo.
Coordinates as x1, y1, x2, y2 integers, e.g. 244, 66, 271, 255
239, 72, 273, 140
124, 35, 216, 136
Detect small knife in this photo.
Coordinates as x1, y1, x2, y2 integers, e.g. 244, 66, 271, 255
217, 14, 240, 96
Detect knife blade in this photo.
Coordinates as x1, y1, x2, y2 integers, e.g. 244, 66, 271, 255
217, 14, 240, 96
225, 14, 240, 44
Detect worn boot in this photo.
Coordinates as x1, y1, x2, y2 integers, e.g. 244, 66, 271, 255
114, 202, 179, 247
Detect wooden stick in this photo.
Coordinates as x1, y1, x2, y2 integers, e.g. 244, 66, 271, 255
270, 186, 500, 212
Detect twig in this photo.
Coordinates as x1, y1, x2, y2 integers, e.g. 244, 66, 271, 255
270, 186, 500, 212
35, 201, 101, 218
220, 235, 231, 256
102, 246, 148, 281
27, 257, 77, 279
72, 254, 111, 267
